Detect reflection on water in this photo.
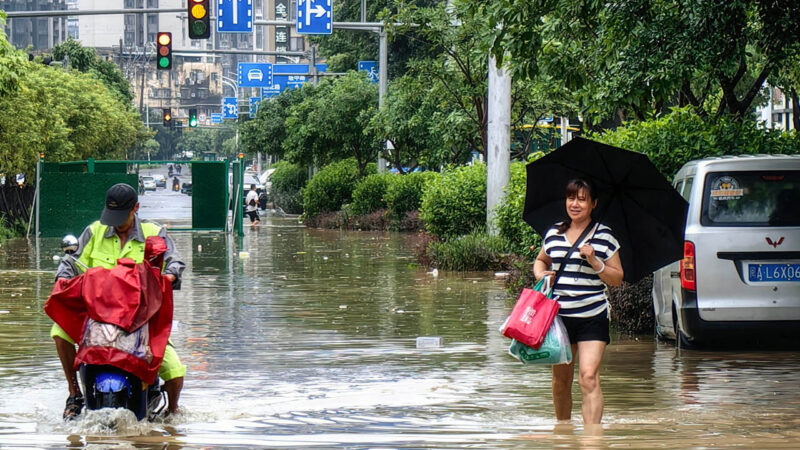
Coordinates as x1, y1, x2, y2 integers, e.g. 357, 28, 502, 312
1, 218, 800, 447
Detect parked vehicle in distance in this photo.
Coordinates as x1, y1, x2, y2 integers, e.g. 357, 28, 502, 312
652, 155, 800, 347
181, 182, 192, 196
141, 176, 157, 191
152, 174, 166, 188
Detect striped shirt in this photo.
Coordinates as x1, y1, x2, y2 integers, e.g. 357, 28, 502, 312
543, 222, 620, 318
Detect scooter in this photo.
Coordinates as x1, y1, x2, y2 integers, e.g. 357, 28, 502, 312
57, 235, 169, 421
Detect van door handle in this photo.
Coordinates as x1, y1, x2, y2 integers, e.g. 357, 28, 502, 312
670, 271, 680, 278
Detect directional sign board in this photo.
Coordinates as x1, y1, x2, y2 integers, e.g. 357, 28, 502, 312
237, 62, 273, 88
222, 97, 238, 119
296, 0, 332, 35
218, 0, 253, 33
210, 113, 223, 124
358, 61, 378, 83
249, 97, 261, 118
261, 64, 327, 98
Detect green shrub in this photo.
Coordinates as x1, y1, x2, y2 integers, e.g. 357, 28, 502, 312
494, 157, 544, 261
351, 173, 393, 216
419, 163, 486, 237
385, 171, 437, 221
303, 158, 374, 217
269, 161, 307, 214
426, 231, 509, 271
593, 107, 800, 180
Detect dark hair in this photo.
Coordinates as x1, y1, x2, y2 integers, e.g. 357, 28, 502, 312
557, 178, 596, 233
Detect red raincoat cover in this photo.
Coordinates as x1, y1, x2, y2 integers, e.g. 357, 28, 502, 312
44, 237, 173, 384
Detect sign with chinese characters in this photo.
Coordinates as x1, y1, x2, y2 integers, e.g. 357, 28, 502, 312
210, 113, 223, 124
260, 64, 328, 98
222, 97, 238, 119
274, 0, 290, 60
296, 0, 332, 35
237, 62, 273, 88
217, 0, 253, 33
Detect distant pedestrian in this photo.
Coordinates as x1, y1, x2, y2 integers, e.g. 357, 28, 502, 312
245, 184, 260, 226
532, 178, 623, 425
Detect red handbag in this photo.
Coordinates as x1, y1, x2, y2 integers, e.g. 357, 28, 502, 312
501, 278, 559, 349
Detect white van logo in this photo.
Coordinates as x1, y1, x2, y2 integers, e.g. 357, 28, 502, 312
766, 237, 785, 248
520, 306, 537, 324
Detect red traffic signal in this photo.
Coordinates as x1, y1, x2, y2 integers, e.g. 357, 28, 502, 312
156, 32, 172, 70
188, 0, 210, 39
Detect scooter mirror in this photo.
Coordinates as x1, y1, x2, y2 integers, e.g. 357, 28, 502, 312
61, 235, 79, 254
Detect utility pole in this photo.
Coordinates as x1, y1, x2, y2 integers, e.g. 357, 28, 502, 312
486, 55, 511, 236
377, 30, 388, 173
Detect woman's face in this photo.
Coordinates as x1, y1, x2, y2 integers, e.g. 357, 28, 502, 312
566, 188, 596, 222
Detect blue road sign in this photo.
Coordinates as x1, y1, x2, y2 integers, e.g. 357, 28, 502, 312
261, 64, 327, 99
238, 62, 273, 88
296, 0, 332, 35
218, 0, 253, 33
222, 97, 238, 119
210, 113, 223, 124
358, 61, 378, 83
249, 97, 261, 118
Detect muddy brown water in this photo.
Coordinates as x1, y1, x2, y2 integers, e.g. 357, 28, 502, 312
1, 217, 799, 448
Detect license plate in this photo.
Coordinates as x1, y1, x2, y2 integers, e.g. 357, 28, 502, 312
748, 263, 800, 282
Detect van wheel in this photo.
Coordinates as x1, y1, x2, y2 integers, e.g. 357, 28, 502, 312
672, 303, 694, 349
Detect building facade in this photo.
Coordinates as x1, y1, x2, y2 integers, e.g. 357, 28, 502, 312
757, 85, 797, 131
2, 0, 310, 125
1, 0, 68, 50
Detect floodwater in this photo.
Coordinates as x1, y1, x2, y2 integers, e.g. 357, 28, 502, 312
1, 188, 800, 448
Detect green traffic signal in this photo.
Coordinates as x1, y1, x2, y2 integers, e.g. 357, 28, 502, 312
158, 57, 170, 69
189, 108, 198, 127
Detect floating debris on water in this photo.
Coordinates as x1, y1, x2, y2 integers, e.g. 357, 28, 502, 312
416, 337, 444, 348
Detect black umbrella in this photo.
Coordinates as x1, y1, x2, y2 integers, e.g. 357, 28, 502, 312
523, 137, 688, 283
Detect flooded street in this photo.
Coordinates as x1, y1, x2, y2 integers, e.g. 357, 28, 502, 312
1, 189, 800, 447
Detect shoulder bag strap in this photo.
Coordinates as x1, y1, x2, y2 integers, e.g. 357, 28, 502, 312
553, 221, 597, 288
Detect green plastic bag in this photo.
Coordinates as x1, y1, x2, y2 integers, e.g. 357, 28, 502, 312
508, 316, 572, 365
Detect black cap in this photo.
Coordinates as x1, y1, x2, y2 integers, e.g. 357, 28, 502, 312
100, 183, 137, 227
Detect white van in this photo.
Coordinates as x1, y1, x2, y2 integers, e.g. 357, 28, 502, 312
652, 155, 800, 346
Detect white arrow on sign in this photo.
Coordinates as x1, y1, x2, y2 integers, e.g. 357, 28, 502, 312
304, 1, 327, 25
232, 0, 238, 24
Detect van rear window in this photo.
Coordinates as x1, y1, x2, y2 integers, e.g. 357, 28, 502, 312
701, 171, 800, 226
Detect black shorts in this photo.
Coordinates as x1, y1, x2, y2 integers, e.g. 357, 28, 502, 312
559, 312, 610, 344
246, 210, 259, 222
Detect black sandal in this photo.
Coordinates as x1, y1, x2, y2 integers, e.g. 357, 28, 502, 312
63, 394, 84, 420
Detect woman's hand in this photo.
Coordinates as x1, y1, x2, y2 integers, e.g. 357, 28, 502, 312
537, 270, 556, 284
578, 244, 595, 261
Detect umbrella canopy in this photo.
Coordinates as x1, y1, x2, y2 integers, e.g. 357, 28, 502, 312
523, 137, 688, 283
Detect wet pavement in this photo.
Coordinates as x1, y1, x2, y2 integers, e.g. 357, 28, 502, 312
1, 199, 800, 447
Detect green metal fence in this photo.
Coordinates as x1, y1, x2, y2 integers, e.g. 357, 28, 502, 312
37, 158, 238, 237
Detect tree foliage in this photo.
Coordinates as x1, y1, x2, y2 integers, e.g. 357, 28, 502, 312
312, 0, 444, 77
283, 72, 379, 174
0, 13, 27, 97
53, 38, 133, 103
0, 63, 144, 175
485, 0, 800, 124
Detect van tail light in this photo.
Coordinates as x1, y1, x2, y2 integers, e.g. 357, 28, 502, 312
680, 240, 696, 291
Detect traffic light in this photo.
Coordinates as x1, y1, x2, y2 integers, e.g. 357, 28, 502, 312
156, 32, 172, 70
189, 109, 198, 128
188, 0, 211, 39
162, 108, 172, 127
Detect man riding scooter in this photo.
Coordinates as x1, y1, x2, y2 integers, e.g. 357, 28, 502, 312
52, 183, 186, 420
